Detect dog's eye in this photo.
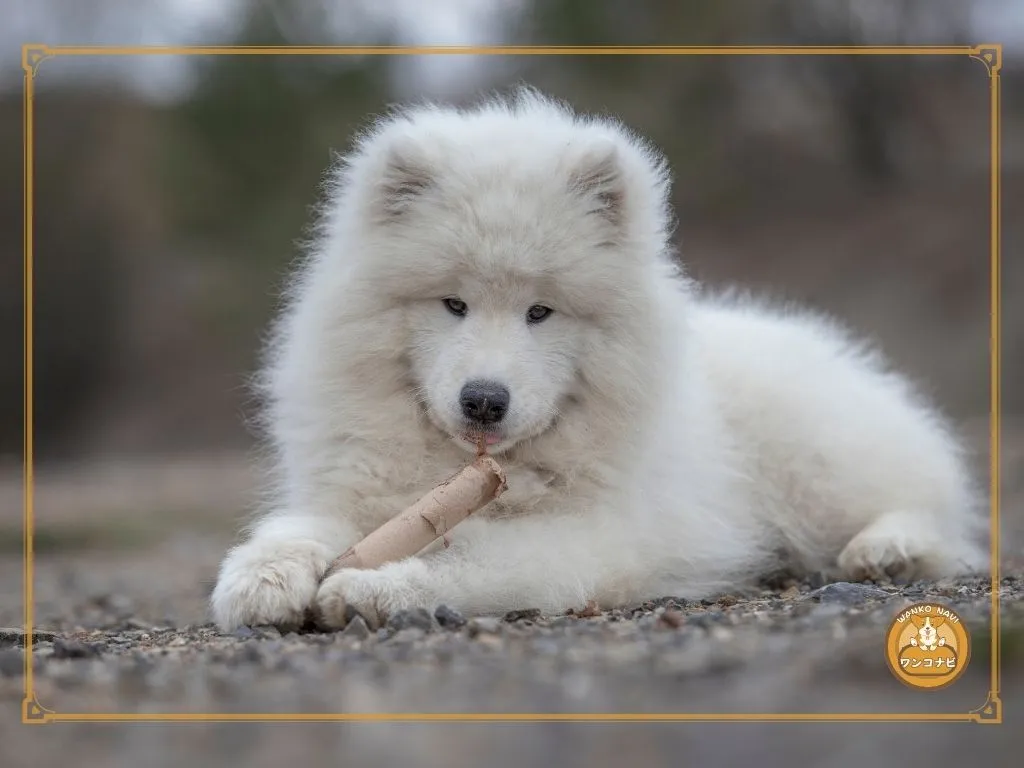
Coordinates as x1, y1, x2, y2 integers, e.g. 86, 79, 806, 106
526, 305, 553, 324
443, 298, 468, 317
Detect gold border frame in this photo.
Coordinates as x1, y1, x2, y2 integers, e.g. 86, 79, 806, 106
20, 43, 1003, 724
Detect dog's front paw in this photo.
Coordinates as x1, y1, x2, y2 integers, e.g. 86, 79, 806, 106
314, 561, 435, 631
210, 539, 333, 631
837, 532, 918, 582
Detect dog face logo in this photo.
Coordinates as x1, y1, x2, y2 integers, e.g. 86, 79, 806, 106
910, 615, 944, 650
885, 603, 971, 690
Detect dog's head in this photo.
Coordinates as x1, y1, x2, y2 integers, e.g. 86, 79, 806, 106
312, 89, 682, 456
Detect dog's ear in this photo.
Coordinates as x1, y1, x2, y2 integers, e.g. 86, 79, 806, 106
930, 616, 947, 628
910, 615, 925, 628
373, 137, 434, 223
568, 140, 626, 232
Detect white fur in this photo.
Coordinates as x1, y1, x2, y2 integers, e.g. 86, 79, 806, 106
210, 88, 988, 631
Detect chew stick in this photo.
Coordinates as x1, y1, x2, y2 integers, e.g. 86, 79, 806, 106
323, 448, 507, 579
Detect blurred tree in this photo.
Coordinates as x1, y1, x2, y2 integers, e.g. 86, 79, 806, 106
506, 0, 766, 210
3, 0, 1007, 461
164, 0, 390, 248
4, 0, 407, 458
0, 91, 144, 459
508, 0, 973, 193
159, 0, 398, 368
776, 0, 972, 183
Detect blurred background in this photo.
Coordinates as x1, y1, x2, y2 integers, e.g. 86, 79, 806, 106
2, 0, 1023, 598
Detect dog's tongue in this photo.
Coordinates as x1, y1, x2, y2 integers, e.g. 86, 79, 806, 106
484, 434, 501, 445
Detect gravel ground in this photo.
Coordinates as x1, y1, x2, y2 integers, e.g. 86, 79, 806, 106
2, 427, 1021, 767
2, 555, 1022, 767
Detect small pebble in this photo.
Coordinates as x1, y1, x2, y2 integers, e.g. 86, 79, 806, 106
387, 608, 434, 633
807, 582, 892, 605
657, 609, 685, 629
341, 616, 371, 640
467, 617, 502, 637
504, 609, 542, 623
434, 605, 467, 629
569, 600, 602, 618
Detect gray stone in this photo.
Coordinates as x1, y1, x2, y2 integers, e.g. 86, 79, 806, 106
807, 582, 892, 605
467, 617, 502, 637
341, 616, 371, 640
387, 608, 434, 633
503, 608, 542, 623
434, 604, 467, 629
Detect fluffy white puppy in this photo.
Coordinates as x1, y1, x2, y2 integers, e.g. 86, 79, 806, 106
210, 88, 987, 631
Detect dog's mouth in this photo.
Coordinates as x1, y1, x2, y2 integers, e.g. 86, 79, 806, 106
457, 428, 505, 451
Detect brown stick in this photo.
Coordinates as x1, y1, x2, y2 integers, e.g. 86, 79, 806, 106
322, 452, 507, 579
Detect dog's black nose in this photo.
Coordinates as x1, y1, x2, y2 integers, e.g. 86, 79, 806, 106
460, 381, 510, 424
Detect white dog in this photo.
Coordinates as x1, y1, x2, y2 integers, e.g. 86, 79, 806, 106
210, 88, 987, 631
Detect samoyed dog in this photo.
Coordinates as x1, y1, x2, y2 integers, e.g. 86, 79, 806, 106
210, 88, 987, 631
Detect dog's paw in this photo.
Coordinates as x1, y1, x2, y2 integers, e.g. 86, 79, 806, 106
210, 539, 333, 631
837, 511, 936, 582
314, 561, 435, 631
838, 534, 918, 582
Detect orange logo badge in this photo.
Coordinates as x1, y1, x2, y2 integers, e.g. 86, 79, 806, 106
885, 602, 970, 689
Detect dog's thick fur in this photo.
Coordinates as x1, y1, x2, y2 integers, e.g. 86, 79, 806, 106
210, 89, 987, 631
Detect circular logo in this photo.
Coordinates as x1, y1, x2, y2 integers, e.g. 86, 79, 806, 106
885, 602, 971, 690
